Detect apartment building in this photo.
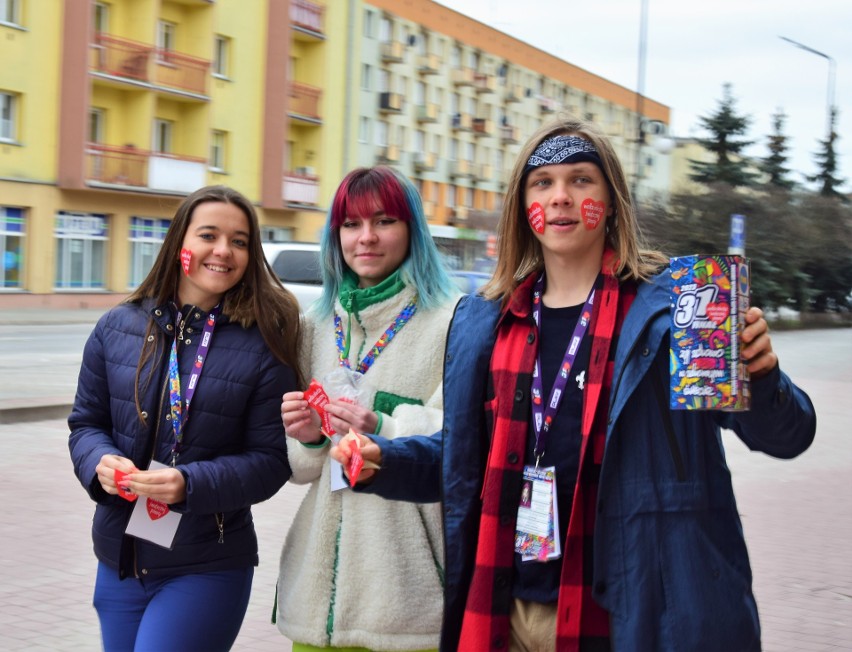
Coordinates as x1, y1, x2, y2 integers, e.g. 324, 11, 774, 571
0, 0, 670, 305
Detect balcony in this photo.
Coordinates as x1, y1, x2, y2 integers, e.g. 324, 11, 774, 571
380, 41, 405, 63
504, 84, 522, 103
417, 53, 440, 75
289, 82, 322, 122
282, 171, 320, 205
473, 72, 496, 94
474, 163, 493, 182
416, 103, 440, 124
450, 159, 473, 178
450, 113, 472, 132
379, 92, 403, 114
377, 145, 400, 164
291, 0, 325, 39
452, 68, 474, 87
86, 144, 206, 193
538, 96, 558, 114
472, 118, 493, 137
153, 48, 211, 96
90, 33, 152, 83
422, 200, 436, 219
413, 152, 436, 172
450, 206, 470, 222
500, 124, 520, 144
90, 33, 210, 97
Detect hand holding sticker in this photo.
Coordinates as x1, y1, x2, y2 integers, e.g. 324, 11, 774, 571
114, 469, 138, 502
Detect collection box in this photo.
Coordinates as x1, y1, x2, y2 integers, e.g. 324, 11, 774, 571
669, 255, 751, 411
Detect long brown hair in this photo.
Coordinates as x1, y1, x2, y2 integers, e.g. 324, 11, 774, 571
126, 185, 303, 418
481, 117, 666, 304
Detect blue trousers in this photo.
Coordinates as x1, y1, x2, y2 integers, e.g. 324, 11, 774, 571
93, 561, 253, 652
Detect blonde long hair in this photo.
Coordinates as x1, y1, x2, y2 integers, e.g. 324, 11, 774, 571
481, 117, 666, 304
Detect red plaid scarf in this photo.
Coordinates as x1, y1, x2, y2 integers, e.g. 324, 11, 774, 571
460, 253, 636, 651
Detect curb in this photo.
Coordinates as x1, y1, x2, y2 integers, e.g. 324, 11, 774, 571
0, 404, 72, 425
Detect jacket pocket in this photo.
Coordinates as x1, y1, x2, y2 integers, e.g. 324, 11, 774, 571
651, 366, 686, 481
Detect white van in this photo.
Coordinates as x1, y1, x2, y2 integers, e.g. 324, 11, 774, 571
262, 242, 323, 311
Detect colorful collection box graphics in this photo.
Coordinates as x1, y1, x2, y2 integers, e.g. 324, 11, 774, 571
670, 255, 751, 411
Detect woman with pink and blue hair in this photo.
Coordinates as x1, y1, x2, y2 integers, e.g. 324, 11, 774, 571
275, 166, 458, 651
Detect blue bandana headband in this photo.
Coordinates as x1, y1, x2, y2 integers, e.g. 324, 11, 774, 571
523, 135, 602, 176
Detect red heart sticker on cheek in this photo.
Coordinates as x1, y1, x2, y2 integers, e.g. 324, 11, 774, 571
146, 498, 170, 521
527, 203, 545, 234
706, 302, 730, 325
581, 199, 606, 230
180, 248, 192, 276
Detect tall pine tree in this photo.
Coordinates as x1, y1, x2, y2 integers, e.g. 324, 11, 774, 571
809, 107, 846, 198
761, 109, 795, 190
689, 84, 758, 187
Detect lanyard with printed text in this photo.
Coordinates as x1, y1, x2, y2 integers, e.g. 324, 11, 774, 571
333, 298, 417, 374
530, 273, 596, 465
167, 305, 220, 465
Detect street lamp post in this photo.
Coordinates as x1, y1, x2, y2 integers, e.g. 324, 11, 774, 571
632, 0, 650, 201
780, 36, 836, 140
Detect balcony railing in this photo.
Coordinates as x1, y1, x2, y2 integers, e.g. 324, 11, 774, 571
417, 53, 440, 75
90, 33, 152, 83
452, 68, 474, 86
90, 33, 210, 96
451, 113, 472, 131
291, 0, 324, 36
472, 118, 493, 137
86, 144, 206, 193
86, 143, 149, 186
289, 82, 322, 121
416, 103, 439, 123
283, 172, 320, 205
380, 41, 405, 63
500, 124, 520, 144
154, 48, 210, 95
379, 92, 403, 114
473, 72, 496, 93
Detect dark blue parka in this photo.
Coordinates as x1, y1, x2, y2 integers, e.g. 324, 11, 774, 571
366, 271, 817, 651
69, 299, 295, 579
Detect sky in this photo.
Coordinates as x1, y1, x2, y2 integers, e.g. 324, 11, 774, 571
439, 0, 852, 191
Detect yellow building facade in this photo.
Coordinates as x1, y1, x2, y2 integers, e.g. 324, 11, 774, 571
0, 0, 669, 307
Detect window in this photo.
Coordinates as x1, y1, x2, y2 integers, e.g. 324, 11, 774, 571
358, 117, 370, 143
152, 119, 173, 153
1, 0, 20, 25
379, 17, 391, 43
0, 206, 25, 289
375, 120, 387, 147
378, 70, 389, 93
0, 92, 18, 143
128, 217, 170, 288
363, 9, 374, 39
88, 108, 105, 143
93, 2, 109, 34
213, 35, 230, 77
361, 64, 372, 91
54, 212, 108, 289
156, 20, 176, 62
210, 130, 227, 171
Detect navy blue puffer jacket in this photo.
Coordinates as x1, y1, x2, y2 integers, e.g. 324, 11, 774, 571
69, 299, 295, 579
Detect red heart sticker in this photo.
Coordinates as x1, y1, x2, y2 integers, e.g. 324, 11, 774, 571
527, 203, 545, 234
581, 199, 605, 230
146, 498, 170, 521
180, 248, 192, 276
114, 469, 138, 502
706, 302, 730, 325
348, 436, 365, 487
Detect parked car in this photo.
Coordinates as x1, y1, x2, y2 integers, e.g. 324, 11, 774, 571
451, 270, 491, 295
261, 242, 322, 310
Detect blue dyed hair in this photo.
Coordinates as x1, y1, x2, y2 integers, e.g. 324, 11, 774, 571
313, 166, 456, 318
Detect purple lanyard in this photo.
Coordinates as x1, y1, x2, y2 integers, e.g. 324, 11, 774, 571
530, 274, 596, 465
167, 305, 219, 465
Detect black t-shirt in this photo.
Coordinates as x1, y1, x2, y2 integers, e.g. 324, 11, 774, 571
512, 302, 591, 603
